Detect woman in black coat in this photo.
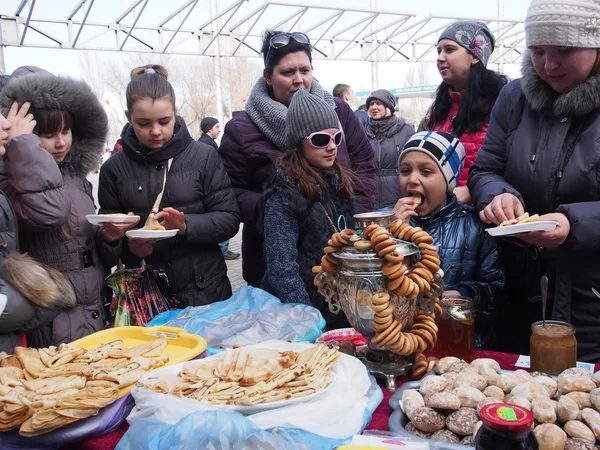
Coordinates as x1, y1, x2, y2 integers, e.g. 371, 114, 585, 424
98, 65, 240, 307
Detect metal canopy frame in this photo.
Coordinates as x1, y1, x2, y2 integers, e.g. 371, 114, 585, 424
0, 0, 526, 66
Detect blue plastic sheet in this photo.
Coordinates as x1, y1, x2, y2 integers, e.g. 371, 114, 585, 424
116, 374, 383, 450
147, 286, 325, 354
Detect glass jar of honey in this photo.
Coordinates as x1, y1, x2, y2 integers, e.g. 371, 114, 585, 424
530, 320, 576, 376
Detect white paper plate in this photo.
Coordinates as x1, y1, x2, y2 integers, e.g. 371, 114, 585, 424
86, 214, 140, 225
126, 229, 178, 240
486, 221, 558, 237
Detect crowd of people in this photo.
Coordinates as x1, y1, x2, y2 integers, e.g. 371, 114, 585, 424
0, 0, 599, 363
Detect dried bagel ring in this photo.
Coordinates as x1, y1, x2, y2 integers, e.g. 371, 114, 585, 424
389, 332, 406, 353
421, 249, 439, 258
362, 224, 380, 240
421, 259, 440, 273
370, 228, 389, 240
325, 254, 339, 265
371, 292, 391, 305
340, 229, 356, 240
426, 358, 437, 372
371, 319, 401, 346
404, 226, 423, 241
434, 303, 443, 318
399, 332, 413, 355
387, 265, 406, 280
378, 324, 404, 348
378, 244, 397, 257
313, 272, 323, 286
408, 273, 426, 293
353, 240, 372, 251
410, 230, 428, 243
413, 267, 433, 282
415, 234, 435, 245
397, 225, 412, 240
411, 333, 427, 354
374, 314, 393, 327
389, 219, 404, 235
323, 246, 339, 254
421, 254, 441, 265
412, 329, 435, 351
375, 238, 396, 252
311, 266, 324, 273
387, 273, 405, 291
418, 243, 438, 251
394, 275, 412, 297
371, 233, 391, 246
382, 262, 403, 276
391, 222, 410, 239
371, 301, 392, 313
375, 303, 394, 318
331, 234, 344, 247
373, 320, 391, 333
384, 251, 404, 264
415, 314, 435, 323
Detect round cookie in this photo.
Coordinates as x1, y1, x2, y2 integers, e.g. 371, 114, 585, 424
431, 429, 460, 444
420, 375, 449, 397
425, 391, 461, 411
411, 406, 446, 433
446, 407, 479, 436
405, 421, 433, 439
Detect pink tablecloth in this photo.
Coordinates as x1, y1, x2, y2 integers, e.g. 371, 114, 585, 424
63, 350, 599, 450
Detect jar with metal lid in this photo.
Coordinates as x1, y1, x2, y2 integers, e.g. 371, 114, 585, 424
530, 320, 577, 376
475, 403, 538, 450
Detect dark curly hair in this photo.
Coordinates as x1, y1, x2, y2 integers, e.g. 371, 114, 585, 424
426, 62, 508, 137
261, 30, 312, 76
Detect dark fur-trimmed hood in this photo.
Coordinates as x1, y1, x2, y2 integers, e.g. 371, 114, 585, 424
521, 49, 600, 117
0, 74, 108, 176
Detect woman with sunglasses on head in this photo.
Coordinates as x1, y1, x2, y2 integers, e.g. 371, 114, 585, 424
262, 89, 353, 329
421, 21, 507, 204
469, 0, 600, 362
365, 89, 415, 209
219, 30, 376, 288
99, 65, 240, 308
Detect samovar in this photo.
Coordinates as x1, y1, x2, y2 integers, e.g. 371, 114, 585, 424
316, 212, 444, 391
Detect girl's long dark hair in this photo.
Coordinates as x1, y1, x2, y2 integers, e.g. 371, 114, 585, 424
277, 148, 355, 201
427, 63, 508, 137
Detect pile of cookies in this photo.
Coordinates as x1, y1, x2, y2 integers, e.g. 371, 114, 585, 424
400, 356, 600, 449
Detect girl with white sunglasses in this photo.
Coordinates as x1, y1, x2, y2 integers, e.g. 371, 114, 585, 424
261, 89, 355, 330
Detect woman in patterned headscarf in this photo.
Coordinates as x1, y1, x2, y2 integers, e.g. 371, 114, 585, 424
421, 21, 508, 204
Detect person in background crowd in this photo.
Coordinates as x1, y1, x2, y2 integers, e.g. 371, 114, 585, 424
0, 66, 118, 347
469, 0, 600, 362
423, 21, 507, 204
218, 30, 376, 287
199, 117, 220, 150
200, 116, 240, 261
365, 89, 414, 209
0, 104, 76, 353
332, 83, 369, 128
112, 138, 123, 154
99, 65, 240, 307
262, 89, 353, 329
393, 131, 503, 349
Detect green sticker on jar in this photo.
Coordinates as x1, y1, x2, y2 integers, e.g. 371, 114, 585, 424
499, 407, 518, 421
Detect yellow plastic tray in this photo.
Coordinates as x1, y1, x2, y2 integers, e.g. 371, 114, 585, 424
70, 325, 207, 397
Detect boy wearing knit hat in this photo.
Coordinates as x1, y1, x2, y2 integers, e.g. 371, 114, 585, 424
394, 131, 504, 349
261, 89, 354, 329
199, 117, 220, 150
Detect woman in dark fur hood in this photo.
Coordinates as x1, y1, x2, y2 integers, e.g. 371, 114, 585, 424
469, 0, 600, 361
261, 89, 354, 330
0, 67, 121, 348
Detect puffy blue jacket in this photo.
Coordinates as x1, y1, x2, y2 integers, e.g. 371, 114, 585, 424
410, 195, 504, 349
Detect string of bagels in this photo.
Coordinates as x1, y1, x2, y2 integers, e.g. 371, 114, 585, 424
312, 220, 443, 362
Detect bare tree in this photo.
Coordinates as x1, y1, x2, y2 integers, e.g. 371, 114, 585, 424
397, 63, 435, 128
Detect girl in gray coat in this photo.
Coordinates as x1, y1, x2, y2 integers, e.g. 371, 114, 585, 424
0, 70, 120, 348
365, 89, 414, 209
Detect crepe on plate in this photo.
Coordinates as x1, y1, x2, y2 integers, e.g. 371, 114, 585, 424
498, 212, 540, 227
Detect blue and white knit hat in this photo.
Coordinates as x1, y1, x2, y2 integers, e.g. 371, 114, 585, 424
400, 131, 466, 193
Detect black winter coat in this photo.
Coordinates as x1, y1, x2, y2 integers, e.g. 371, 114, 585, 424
469, 52, 600, 361
99, 118, 241, 307
410, 195, 504, 349
199, 133, 218, 150
261, 169, 353, 330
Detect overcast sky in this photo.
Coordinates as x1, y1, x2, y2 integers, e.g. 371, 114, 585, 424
1, 0, 528, 96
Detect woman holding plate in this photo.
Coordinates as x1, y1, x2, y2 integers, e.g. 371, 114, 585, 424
469, 0, 600, 361
98, 65, 240, 308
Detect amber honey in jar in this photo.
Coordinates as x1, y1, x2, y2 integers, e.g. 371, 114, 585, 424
530, 320, 576, 376
436, 297, 475, 362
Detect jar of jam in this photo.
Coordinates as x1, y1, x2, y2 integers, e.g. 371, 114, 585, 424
530, 320, 577, 376
475, 403, 538, 450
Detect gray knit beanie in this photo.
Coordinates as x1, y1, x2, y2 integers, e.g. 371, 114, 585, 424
366, 89, 396, 113
438, 21, 496, 67
526, 0, 600, 48
286, 89, 340, 149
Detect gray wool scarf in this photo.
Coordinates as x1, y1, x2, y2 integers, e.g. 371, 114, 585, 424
245, 77, 336, 152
